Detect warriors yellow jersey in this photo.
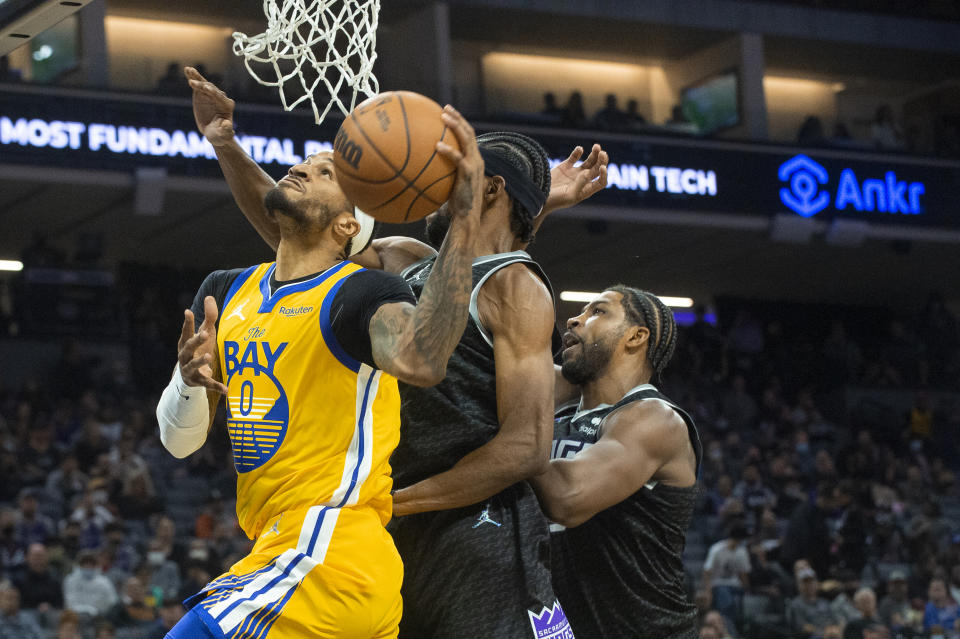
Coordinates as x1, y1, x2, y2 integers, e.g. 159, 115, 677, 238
216, 260, 401, 539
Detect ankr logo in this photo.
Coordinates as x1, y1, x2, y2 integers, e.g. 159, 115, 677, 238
778, 154, 925, 218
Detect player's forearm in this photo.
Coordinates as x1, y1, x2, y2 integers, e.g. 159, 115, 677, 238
532, 455, 613, 528
393, 434, 545, 515
214, 139, 281, 251
400, 218, 477, 384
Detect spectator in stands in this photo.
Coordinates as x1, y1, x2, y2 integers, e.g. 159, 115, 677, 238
871, 105, 904, 151
72, 416, 109, 473
94, 620, 116, 639
722, 375, 759, 431
664, 104, 698, 134
782, 481, 852, 578
68, 480, 115, 550
703, 610, 735, 639
540, 92, 562, 119
115, 468, 163, 522
45, 454, 87, 507
142, 539, 181, 604
0, 510, 25, 575
878, 570, 911, 628
748, 543, 786, 602
624, 99, 646, 129
143, 597, 185, 639
13, 488, 55, 547
788, 566, 843, 638
105, 576, 156, 629
54, 610, 83, 639
12, 543, 62, 610
923, 577, 960, 634
703, 524, 751, 625
561, 91, 587, 128
699, 624, 720, 639
0, 581, 44, 639
21, 424, 60, 487
63, 549, 118, 616
593, 93, 628, 131
843, 587, 884, 639
734, 463, 776, 526
101, 522, 140, 587
798, 116, 827, 146
950, 565, 960, 608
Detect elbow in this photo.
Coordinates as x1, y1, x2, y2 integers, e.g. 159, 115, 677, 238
545, 498, 590, 528
159, 435, 199, 459
392, 360, 447, 387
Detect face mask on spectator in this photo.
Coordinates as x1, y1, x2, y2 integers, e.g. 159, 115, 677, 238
189, 548, 209, 561
796, 442, 809, 454
147, 551, 166, 566
80, 567, 97, 580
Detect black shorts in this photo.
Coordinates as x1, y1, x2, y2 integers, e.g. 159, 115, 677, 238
389, 482, 573, 638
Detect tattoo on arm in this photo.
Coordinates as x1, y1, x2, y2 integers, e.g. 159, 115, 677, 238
369, 225, 474, 383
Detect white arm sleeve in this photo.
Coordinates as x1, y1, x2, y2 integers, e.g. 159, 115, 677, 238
156, 365, 211, 458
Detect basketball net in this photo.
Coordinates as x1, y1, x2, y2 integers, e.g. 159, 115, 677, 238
232, 0, 381, 125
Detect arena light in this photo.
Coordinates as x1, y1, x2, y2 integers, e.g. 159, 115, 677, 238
560, 291, 694, 308
0, 260, 23, 271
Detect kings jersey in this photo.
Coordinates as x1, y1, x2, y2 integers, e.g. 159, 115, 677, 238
216, 261, 401, 539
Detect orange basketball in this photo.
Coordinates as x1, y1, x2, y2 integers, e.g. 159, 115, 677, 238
333, 91, 460, 224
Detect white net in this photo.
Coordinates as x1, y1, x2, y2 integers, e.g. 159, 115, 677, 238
232, 0, 381, 125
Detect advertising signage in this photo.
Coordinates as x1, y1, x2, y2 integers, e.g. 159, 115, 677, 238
3, 87, 960, 228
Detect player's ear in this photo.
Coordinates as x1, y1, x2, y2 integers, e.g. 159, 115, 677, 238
484, 175, 506, 204
334, 211, 361, 239
626, 325, 650, 352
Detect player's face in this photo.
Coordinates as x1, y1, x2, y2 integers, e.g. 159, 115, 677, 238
560, 291, 628, 385
269, 153, 352, 229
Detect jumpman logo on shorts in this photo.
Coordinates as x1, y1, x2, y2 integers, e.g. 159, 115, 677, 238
263, 513, 282, 537
472, 504, 501, 528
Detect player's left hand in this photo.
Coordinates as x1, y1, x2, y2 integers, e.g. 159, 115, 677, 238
543, 143, 609, 215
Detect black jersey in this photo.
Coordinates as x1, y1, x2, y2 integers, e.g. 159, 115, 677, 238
388, 251, 571, 639
550, 384, 702, 639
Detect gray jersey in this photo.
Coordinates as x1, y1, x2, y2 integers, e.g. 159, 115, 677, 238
389, 251, 571, 639
550, 385, 702, 639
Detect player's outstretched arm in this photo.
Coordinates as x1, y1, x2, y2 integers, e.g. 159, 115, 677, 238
185, 66, 282, 251
531, 400, 690, 528
513, 144, 608, 250
156, 295, 226, 458
366, 106, 481, 386
391, 265, 555, 515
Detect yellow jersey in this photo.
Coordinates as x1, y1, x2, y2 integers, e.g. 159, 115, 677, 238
216, 260, 401, 539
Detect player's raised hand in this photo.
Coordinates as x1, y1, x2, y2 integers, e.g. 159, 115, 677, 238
177, 296, 227, 395
435, 105, 484, 223
544, 143, 609, 215
184, 66, 235, 147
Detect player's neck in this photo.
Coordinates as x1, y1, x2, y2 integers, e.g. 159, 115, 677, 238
579, 361, 650, 410
274, 236, 343, 281
475, 214, 519, 256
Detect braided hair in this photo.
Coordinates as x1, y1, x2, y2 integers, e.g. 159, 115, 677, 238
476, 132, 551, 244
606, 285, 677, 378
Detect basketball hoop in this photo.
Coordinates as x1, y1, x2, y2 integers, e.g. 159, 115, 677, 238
232, 0, 381, 125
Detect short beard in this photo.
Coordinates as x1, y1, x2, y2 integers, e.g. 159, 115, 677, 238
424, 210, 452, 250
560, 331, 621, 385
264, 187, 336, 232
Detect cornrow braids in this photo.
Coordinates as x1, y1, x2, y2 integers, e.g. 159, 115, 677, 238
606, 285, 678, 378
476, 132, 551, 244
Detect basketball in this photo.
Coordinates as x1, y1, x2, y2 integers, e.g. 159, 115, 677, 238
333, 91, 461, 224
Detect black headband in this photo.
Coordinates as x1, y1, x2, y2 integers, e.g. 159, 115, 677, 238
479, 146, 547, 217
